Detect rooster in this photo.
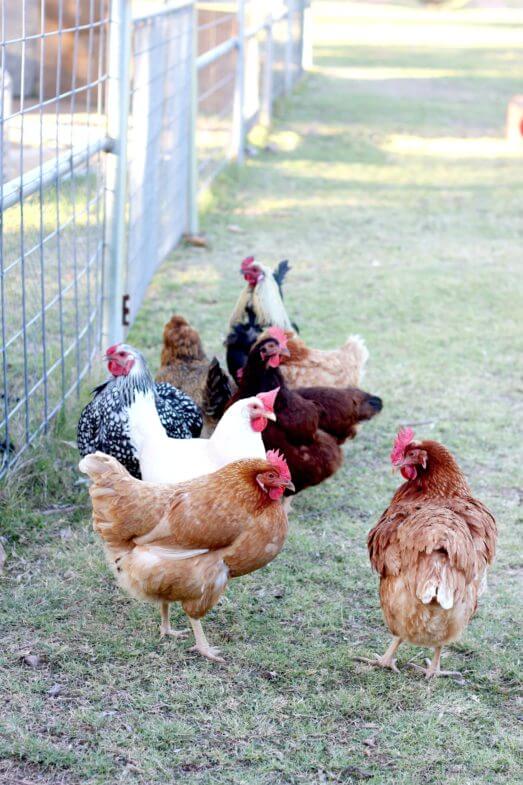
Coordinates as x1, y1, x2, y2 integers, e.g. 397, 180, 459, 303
228, 328, 382, 493
278, 331, 369, 389
79, 450, 294, 662
362, 429, 497, 679
226, 257, 298, 381
156, 315, 232, 434
77, 344, 202, 479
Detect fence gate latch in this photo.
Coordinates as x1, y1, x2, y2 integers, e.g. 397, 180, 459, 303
122, 294, 131, 327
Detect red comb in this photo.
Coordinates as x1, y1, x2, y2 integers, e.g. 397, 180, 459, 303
257, 387, 279, 412
105, 344, 119, 355
267, 326, 288, 349
240, 256, 255, 272
266, 449, 291, 481
390, 427, 415, 465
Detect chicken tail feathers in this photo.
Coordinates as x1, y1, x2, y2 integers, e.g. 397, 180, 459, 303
416, 553, 458, 610
203, 358, 233, 422
342, 334, 369, 384
79, 452, 171, 546
272, 259, 291, 292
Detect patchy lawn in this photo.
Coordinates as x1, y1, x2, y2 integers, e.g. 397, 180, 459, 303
1, 2, 522, 784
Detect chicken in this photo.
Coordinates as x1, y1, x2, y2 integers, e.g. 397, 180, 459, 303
296, 384, 382, 444
277, 331, 369, 389
362, 428, 497, 679
225, 305, 262, 384
79, 450, 294, 662
109, 342, 279, 484
228, 329, 381, 494
226, 258, 298, 381
77, 344, 202, 479
156, 315, 232, 434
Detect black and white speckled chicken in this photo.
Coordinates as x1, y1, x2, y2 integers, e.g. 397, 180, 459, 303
77, 344, 203, 478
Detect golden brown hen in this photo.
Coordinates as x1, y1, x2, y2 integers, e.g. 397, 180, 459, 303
156, 315, 232, 434
79, 450, 293, 662
362, 429, 497, 679
277, 331, 369, 389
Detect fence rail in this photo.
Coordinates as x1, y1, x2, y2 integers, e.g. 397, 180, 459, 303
0, 0, 308, 477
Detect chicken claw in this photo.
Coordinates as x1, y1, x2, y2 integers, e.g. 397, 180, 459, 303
355, 636, 402, 673
406, 649, 465, 682
354, 654, 400, 673
189, 644, 225, 663
188, 618, 225, 663
160, 626, 188, 639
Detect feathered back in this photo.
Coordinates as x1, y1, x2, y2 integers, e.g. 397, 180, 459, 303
368, 493, 496, 611
161, 315, 207, 365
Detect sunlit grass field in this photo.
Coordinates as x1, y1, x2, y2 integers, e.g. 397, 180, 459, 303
1, 2, 522, 783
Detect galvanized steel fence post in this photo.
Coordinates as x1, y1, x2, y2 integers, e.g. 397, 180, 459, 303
103, 0, 132, 346
285, 0, 294, 95
261, 12, 274, 127
302, 0, 313, 70
233, 0, 246, 165
187, 0, 199, 235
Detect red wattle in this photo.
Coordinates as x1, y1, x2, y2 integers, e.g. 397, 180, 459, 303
268, 355, 281, 368
401, 465, 417, 480
269, 486, 285, 500
108, 360, 126, 377
251, 417, 267, 432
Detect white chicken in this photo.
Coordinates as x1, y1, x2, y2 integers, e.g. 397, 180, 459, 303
109, 344, 279, 483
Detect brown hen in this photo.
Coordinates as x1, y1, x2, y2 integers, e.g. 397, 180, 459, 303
156, 315, 232, 434
279, 331, 369, 388
363, 429, 497, 679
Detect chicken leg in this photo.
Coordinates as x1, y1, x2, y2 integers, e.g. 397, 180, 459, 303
406, 647, 464, 681
355, 636, 402, 673
159, 601, 187, 639
188, 618, 225, 663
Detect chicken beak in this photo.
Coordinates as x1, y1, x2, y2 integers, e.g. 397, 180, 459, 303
286, 480, 295, 492
264, 411, 276, 421
279, 347, 291, 358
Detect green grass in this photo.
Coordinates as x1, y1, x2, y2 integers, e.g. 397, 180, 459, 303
1, 2, 523, 783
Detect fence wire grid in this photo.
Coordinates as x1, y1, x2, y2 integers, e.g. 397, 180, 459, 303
0, 0, 308, 476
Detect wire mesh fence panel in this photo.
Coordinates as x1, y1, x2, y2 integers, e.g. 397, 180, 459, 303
0, 0, 306, 476
196, 1, 237, 189
125, 2, 193, 325
0, 0, 109, 476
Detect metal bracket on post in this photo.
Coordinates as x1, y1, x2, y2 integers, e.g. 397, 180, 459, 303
103, 0, 132, 346
232, 0, 246, 165
187, 1, 199, 235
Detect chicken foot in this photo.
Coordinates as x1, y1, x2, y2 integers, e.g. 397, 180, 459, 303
188, 618, 225, 663
406, 647, 464, 681
354, 636, 402, 673
160, 601, 188, 639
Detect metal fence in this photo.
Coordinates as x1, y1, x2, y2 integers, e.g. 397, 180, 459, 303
0, 0, 308, 476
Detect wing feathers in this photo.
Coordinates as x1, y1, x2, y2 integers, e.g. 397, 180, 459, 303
368, 497, 495, 610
